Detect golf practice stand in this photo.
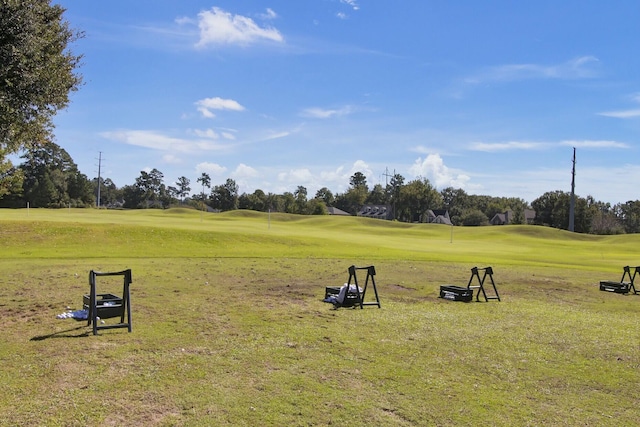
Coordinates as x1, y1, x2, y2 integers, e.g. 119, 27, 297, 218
599, 265, 640, 294
467, 266, 501, 302
324, 265, 381, 309
620, 266, 639, 294
85, 269, 132, 335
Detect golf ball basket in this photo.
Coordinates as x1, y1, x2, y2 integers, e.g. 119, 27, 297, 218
85, 269, 132, 335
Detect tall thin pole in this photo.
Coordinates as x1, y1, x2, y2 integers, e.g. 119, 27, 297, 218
569, 147, 576, 232
382, 167, 396, 220
97, 151, 102, 208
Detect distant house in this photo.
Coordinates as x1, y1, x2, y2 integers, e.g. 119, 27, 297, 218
327, 207, 351, 216
357, 204, 393, 220
490, 209, 536, 225
426, 209, 452, 225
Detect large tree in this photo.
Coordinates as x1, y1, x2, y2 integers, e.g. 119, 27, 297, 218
396, 178, 442, 223
238, 189, 268, 211
1, 1, 83, 197
92, 177, 121, 207
175, 176, 191, 203
314, 187, 334, 207
210, 178, 239, 211
366, 183, 386, 205
616, 200, 640, 234
531, 190, 593, 232
0, 147, 23, 198
386, 173, 405, 220
440, 187, 468, 225
349, 171, 368, 191
19, 141, 92, 207
294, 185, 307, 214
334, 171, 370, 214
135, 168, 165, 208
196, 172, 210, 204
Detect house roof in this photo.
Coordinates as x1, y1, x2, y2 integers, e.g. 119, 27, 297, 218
327, 207, 350, 216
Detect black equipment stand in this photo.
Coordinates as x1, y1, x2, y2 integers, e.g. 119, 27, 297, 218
467, 266, 501, 302
325, 265, 381, 308
347, 265, 381, 308
621, 266, 640, 294
85, 269, 132, 335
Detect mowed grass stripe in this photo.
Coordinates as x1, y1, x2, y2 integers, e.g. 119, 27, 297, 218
0, 208, 638, 271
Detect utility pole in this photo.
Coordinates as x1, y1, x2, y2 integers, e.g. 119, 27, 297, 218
96, 151, 102, 208
382, 167, 395, 220
569, 147, 576, 232
382, 167, 391, 188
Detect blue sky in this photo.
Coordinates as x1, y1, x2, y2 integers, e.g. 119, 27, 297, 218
51, 0, 640, 204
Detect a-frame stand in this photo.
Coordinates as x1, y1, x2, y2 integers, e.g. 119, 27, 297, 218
86, 269, 132, 335
346, 265, 381, 309
467, 266, 501, 302
621, 266, 640, 294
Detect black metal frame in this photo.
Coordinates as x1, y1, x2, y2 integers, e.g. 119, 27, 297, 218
467, 266, 501, 302
87, 269, 132, 335
342, 265, 381, 309
620, 266, 640, 295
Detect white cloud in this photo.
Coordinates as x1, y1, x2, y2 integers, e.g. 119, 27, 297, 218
409, 154, 470, 189
102, 130, 192, 152
597, 92, 640, 119
340, 0, 360, 10
259, 8, 278, 20
350, 160, 373, 179
196, 97, 245, 119
190, 128, 238, 141
469, 139, 629, 152
233, 163, 259, 178
194, 7, 283, 48
598, 109, 640, 119
162, 154, 182, 164
175, 16, 194, 26
560, 140, 629, 149
101, 129, 231, 153
411, 145, 436, 155
269, 161, 373, 195
278, 168, 314, 184
263, 130, 291, 140
195, 162, 227, 176
469, 139, 629, 153
319, 166, 346, 184
464, 56, 600, 85
231, 164, 260, 193
336, 12, 348, 20
300, 105, 355, 119
192, 128, 220, 139
469, 141, 548, 152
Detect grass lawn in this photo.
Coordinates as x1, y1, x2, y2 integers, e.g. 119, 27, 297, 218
0, 208, 639, 426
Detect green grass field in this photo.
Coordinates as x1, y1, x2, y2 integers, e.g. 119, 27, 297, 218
1, 208, 639, 426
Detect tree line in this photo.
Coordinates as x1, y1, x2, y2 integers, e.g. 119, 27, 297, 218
1, 141, 640, 235
2, 3, 638, 236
